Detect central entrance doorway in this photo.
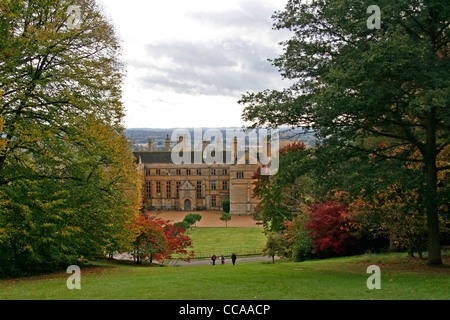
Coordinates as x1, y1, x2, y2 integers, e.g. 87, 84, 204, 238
184, 199, 192, 211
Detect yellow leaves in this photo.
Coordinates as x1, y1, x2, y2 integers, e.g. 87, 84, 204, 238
0, 0, 140, 270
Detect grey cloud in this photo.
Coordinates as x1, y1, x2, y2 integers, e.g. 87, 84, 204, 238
145, 41, 236, 68
127, 0, 289, 97
187, 0, 277, 29
135, 39, 282, 96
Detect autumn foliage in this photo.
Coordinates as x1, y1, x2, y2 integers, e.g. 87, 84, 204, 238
306, 201, 358, 258
131, 212, 194, 264
279, 142, 307, 156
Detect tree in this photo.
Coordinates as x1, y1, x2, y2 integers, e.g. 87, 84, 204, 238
183, 214, 197, 226
251, 142, 313, 232
263, 232, 286, 263
131, 213, 194, 264
131, 214, 167, 264
153, 217, 194, 263
349, 185, 437, 258
220, 211, 231, 227
283, 204, 312, 261
192, 214, 202, 226
222, 197, 230, 213
240, 0, 450, 265
0, 0, 141, 276
306, 201, 359, 258
174, 221, 191, 232
184, 213, 202, 227
0, 90, 6, 153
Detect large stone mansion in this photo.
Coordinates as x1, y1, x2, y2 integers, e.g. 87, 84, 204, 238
134, 134, 264, 215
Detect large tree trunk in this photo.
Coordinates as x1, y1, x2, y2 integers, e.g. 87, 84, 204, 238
424, 107, 442, 265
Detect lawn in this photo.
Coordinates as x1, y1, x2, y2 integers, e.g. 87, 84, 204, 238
1, 251, 449, 300
187, 227, 267, 258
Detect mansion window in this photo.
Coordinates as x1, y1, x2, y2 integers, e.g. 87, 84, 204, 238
176, 169, 181, 176
197, 169, 202, 175
196, 181, 202, 199
186, 169, 191, 175
156, 181, 161, 197
211, 181, 217, 190
156, 169, 161, 176
237, 172, 244, 179
211, 196, 217, 207
166, 182, 171, 198
211, 169, 216, 175
176, 181, 181, 198
145, 169, 151, 176
146, 182, 151, 199
222, 180, 228, 190
222, 169, 228, 175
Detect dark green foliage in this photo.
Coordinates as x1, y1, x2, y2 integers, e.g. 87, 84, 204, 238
263, 232, 287, 263
174, 221, 191, 232
240, 0, 449, 265
0, 0, 139, 277
183, 213, 202, 227
222, 198, 230, 213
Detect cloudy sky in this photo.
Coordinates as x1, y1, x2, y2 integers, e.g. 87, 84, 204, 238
95, 0, 292, 129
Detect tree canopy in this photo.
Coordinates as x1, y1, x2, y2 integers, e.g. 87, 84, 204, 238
240, 0, 449, 265
0, 0, 141, 276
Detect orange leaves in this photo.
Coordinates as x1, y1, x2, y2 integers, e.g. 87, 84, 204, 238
131, 212, 194, 263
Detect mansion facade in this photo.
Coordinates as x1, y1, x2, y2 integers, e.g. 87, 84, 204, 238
134, 135, 261, 215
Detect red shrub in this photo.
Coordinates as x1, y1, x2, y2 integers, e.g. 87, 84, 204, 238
306, 201, 357, 257
132, 213, 194, 263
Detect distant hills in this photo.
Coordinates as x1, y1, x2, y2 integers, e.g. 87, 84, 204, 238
125, 127, 317, 151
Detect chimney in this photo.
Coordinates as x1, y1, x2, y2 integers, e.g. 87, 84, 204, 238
178, 134, 189, 150
148, 138, 153, 152
165, 134, 170, 151
184, 134, 189, 149
217, 135, 222, 151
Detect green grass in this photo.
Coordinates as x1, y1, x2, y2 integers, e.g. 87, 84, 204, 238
186, 227, 267, 258
1, 251, 449, 300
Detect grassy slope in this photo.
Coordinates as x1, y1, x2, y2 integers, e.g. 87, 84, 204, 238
187, 227, 267, 258
1, 252, 449, 300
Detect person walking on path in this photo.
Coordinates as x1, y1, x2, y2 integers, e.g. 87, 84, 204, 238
211, 254, 217, 265
220, 254, 225, 265
231, 253, 237, 265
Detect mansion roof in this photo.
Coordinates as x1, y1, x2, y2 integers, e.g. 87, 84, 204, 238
134, 151, 232, 165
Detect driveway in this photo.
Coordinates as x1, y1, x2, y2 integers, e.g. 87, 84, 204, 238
149, 210, 261, 228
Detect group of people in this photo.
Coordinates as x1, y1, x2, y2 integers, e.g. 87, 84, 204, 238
211, 253, 237, 265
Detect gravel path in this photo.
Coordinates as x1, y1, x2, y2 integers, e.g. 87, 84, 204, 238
164, 256, 280, 267
112, 253, 279, 267
149, 210, 261, 228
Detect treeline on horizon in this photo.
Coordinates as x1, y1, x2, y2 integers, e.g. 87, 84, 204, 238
126, 127, 318, 151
